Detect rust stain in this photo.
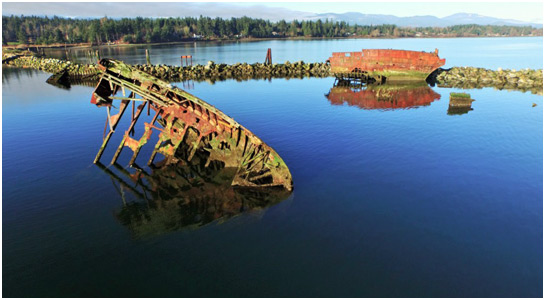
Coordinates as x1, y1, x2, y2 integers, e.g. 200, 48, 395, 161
327, 49, 446, 82
91, 58, 293, 191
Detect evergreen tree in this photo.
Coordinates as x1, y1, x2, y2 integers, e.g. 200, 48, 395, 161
16, 29, 26, 44
1, 15, 541, 45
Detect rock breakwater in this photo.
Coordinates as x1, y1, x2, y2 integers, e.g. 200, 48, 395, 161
432, 67, 543, 95
3, 55, 101, 80
3, 55, 542, 94
132, 60, 331, 81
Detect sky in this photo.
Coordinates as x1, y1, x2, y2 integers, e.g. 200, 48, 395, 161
1, 1, 543, 23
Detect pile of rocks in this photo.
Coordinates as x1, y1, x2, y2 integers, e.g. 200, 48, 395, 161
3, 55, 100, 79
433, 67, 543, 94
132, 60, 332, 81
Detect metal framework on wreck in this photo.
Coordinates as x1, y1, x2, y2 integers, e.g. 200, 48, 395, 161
91, 58, 293, 191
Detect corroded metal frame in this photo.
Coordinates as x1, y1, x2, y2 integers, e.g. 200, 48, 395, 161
91, 59, 292, 191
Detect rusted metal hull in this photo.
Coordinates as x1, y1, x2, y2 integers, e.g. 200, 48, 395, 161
327, 49, 446, 82
91, 59, 293, 191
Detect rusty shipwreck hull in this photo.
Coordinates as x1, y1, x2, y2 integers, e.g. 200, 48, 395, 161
91, 58, 293, 191
327, 49, 446, 82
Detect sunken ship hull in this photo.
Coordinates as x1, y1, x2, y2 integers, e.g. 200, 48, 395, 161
328, 49, 446, 82
91, 59, 293, 191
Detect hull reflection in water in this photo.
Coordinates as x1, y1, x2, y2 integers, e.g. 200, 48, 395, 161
97, 155, 292, 239
325, 82, 441, 110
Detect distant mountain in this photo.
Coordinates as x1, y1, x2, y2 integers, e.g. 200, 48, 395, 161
442, 13, 541, 27
310, 12, 542, 28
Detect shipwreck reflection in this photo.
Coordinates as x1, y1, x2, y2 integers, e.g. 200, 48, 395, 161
325, 81, 441, 110
97, 157, 291, 239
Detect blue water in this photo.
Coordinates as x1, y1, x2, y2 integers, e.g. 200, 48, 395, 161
3, 37, 543, 297
52, 36, 543, 70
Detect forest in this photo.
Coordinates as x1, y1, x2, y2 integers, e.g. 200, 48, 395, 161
2, 15, 542, 45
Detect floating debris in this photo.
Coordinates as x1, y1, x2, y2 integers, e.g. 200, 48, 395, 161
91, 58, 293, 191
45, 69, 71, 89
448, 92, 475, 115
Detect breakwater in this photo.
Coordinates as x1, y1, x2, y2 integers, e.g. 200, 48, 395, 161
133, 60, 331, 81
2, 55, 101, 80
431, 67, 543, 95
3, 54, 542, 93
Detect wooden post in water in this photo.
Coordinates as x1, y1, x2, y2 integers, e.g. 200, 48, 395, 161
180, 55, 193, 66
96, 50, 101, 61
145, 49, 151, 65
264, 48, 272, 65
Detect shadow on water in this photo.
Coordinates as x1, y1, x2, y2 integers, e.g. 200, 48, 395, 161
2, 65, 40, 84
44, 76, 98, 90
96, 151, 292, 239
325, 81, 441, 110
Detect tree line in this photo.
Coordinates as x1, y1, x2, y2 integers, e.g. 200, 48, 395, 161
2, 15, 542, 46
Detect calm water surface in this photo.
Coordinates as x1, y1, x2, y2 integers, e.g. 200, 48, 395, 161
49, 36, 543, 69
3, 38, 543, 297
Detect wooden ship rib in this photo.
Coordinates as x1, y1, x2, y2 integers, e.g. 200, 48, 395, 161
91, 58, 293, 191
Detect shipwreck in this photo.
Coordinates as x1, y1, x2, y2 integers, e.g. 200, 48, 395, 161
91, 58, 293, 191
327, 49, 446, 83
